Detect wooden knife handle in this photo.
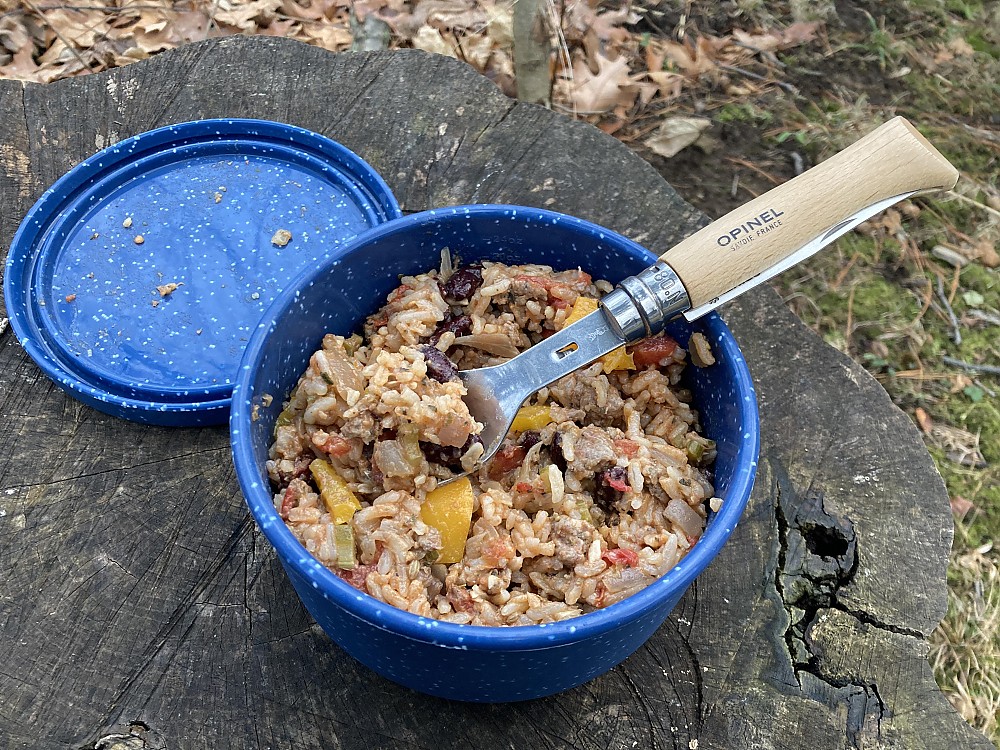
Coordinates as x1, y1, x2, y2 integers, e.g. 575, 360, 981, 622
661, 117, 959, 309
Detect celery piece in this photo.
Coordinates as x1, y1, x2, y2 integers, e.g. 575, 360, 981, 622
333, 524, 356, 569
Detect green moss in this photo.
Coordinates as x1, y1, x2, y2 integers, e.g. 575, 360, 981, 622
715, 102, 775, 126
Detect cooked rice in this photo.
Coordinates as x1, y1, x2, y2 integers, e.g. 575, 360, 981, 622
267, 258, 717, 626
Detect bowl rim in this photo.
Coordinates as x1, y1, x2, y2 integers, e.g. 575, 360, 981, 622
231, 203, 759, 650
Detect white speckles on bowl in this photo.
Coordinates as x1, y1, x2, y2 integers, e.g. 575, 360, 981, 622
4, 119, 401, 426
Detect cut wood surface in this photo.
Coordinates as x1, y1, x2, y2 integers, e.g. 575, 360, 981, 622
0, 37, 990, 750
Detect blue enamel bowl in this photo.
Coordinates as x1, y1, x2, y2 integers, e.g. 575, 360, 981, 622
230, 205, 759, 702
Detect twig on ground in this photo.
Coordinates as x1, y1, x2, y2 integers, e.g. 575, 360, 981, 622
946, 116, 1000, 147
831, 252, 860, 290
789, 151, 804, 175
845, 284, 857, 344
717, 63, 799, 95
974, 379, 998, 397
949, 263, 961, 306
968, 309, 1000, 327
730, 172, 739, 199
943, 356, 1000, 376
723, 156, 782, 184
730, 39, 787, 68
946, 190, 1000, 221
937, 274, 962, 345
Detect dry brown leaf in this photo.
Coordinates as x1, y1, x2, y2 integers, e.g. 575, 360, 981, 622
457, 33, 493, 70
947, 36, 976, 57
412, 24, 456, 57
646, 70, 683, 100
41, 10, 111, 50
214, 0, 283, 31
0, 45, 43, 82
0, 16, 32, 55
279, 0, 345, 21
486, 3, 514, 49
661, 36, 726, 78
950, 494, 974, 519
263, 19, 306, 39
915, 406, 933, 434
952, 238, 1000, 268
972, 239, 1000, 268
644, 117, 712, 159
568, 52, 634, 113
590, 7, 641, 45
645, 42, 665, 75
780, 21, 822, 48
301, 21, 353, 50
731, 22, 821, 52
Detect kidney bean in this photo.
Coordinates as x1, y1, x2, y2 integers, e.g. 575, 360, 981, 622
441, 266, 483, 301
429, 312, 473, 345
419, 345, 459, 383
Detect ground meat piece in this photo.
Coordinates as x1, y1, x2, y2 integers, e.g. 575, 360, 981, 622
419, 345, 459, 383
548, 371, 625, 426
552, 516, 596, 567
440, 266, 483, 301
572, 426, 617, 473
429, 312, 472, 345
446, 584, 476, 613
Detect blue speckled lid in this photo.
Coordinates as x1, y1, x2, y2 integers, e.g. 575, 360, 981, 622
4, 119, 401, 426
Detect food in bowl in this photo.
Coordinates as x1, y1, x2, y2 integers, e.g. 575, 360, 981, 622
266, 254, 719, 626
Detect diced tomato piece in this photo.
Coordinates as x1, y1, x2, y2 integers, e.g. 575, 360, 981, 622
514, 481, 535, 493
602, 548, 639, 567
606, 475, 629, 492
614, 439, 639, 458
336, 564, 373, 591
279, 485, 300, 520
488, 444, 527, 480
551, 298, 569, 310
322, 434, 352, 456
686, 534, 699, 548
629, 335, 679, 368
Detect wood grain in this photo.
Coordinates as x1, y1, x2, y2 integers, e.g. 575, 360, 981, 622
0, 37, 989, 750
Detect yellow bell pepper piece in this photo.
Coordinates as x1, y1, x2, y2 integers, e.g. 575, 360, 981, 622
563, 297, 635, 373
310, 459, 362, 524
563, 296, 599, 327
421, 477, 475, 564
511, 404, 553, 432
600, 346, 635, 374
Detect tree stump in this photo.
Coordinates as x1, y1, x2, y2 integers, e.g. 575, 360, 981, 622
0, 37, 989, 750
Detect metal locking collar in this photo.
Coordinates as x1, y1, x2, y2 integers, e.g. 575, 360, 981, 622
600, 262, 691, 343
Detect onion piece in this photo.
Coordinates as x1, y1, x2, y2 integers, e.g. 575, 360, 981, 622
665, 498, 704, 538
374, 439, 415, 478
452, 333, 520, 358
313, 345, 363, 400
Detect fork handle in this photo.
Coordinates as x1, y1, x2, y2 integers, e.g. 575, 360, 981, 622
660, 116, 958, 309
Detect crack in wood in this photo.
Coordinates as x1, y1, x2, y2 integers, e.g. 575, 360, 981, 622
0, 447, 230, 493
